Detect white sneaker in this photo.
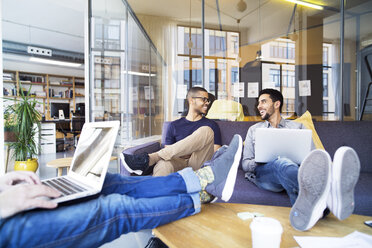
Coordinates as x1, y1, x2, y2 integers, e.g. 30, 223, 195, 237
327, 147, 360, 220
290, 149, 332, 231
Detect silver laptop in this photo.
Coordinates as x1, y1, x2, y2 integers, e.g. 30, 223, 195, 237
255, 128, 312, 164
42, 121, 120, 203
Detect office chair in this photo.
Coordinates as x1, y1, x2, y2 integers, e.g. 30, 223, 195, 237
56, 115, 84, 151
70, 116, 85, 147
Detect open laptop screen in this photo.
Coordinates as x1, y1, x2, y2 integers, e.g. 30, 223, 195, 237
255, 128, 312, 164
70, 125, 117, 182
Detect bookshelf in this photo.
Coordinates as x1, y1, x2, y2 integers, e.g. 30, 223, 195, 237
3, 70, 84, 120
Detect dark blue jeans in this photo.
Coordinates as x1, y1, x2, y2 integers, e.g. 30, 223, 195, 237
254, 158, 299, 205
0, 168, 201, 248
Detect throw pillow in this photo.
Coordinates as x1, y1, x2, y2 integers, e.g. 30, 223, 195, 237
293, 111, 325, 150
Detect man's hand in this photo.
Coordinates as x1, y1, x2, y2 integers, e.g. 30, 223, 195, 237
214, 144, 221, 153
0, 171, 41, 192
0, 184, 61, 219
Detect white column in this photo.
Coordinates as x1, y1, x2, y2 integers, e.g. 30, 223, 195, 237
0, 0, 5, 175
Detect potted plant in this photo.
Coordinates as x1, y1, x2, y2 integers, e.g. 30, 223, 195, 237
4, 85, 42, 172
4, 107, 17, 142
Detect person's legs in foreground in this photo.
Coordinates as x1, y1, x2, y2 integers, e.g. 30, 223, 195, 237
252, 146, 360, 231
121, 126, 215, 176
0, 134, 242, 248
290, 147, 360, 231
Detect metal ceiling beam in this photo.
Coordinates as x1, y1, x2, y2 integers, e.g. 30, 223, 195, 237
2, 40, 84, 64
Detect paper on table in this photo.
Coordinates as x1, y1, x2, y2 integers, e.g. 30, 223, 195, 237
294, 231, 372, 248
237, 212, 264, 221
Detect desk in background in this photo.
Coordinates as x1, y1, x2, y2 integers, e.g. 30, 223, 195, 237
44, 119, 71, 132
43, 117, 85, 152
38, 123, 56, 154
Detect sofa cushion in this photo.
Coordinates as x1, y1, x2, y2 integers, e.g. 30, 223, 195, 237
161, 122, 170, 146
216, 121, 256, 145
314, 121, 372, 173
218, 169, 292, 207
221, 170, 371, 216
354, 172, 372, 216
206, 99, 245, 121
293, 111, 325, 150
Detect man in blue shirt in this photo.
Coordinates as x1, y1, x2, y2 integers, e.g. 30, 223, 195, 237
122, 87, 222, 176
242, 88, 360, 231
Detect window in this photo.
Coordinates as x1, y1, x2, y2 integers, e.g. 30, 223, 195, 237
231, 67, 239, 83
323, 73, 328, 97
177, 26, 239, 111
323, 46, 329, 67
269, 69, 280, 87
269, 40, 295, 60
323, 100, 329, 113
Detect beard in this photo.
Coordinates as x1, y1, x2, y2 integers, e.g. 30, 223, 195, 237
260, 105, 275, 120
261, 112, 270, 120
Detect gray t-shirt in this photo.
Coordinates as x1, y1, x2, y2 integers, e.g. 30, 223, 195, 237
242, 118, 315, 173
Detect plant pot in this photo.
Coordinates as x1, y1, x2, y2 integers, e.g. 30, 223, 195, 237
4, 131, 17, 142
14, 158, 38, 172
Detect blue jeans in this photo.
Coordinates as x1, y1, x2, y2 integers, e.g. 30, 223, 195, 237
254, 158, 299, 205
0, 168, 201, 248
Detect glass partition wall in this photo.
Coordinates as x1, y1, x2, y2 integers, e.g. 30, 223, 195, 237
89, 0, 372, 144
89, 0, 164, 145
126, 0, 372, 122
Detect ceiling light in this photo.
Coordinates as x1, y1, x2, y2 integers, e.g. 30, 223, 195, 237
237, 0, 247, 12
29, 57, 82, 67
255, 50, 263, 61
284, 0, 323, 10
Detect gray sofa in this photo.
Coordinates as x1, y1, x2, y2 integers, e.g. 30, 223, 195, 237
120, 120, 372, 216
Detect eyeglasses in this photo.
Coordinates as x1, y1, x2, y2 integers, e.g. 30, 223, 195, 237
192, 97, 210, 103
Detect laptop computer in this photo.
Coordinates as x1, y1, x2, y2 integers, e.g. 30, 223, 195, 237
42, 121, 120, 203
255, 128, 312, 164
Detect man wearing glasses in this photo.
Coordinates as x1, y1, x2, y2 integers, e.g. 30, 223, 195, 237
122, 87, 222, 176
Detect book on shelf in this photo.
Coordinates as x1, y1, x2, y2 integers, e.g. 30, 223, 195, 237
48, 88, 54, 97
3, 73, 13, 81
60, 81, 73, 86
19, 75, 44, 83
75, 81, 84, 87
35, 91, 47, 97
65, 89, 73, 98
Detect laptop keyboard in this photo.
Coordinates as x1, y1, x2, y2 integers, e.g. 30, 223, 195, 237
42, 177, 87, 197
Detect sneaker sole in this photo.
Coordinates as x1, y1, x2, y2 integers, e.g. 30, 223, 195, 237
290, 149, 331, 231
120, 153, 143, 175
330, 147, 360, 220
221, 135, 243, 202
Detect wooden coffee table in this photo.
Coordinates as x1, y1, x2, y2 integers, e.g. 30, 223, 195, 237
153, 203, 372, 248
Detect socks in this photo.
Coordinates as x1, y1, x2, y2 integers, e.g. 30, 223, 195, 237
195, 166, 215, 203
199, 190, 215, 204
195, 166, 214, 190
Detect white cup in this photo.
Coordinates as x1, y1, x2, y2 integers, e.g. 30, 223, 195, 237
250, 217, 283, 248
